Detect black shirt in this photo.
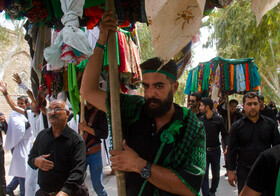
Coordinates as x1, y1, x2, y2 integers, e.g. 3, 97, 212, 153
199, 113, 228, 148
84, 107, 108, 148
260, 105, 276, 122
228, 115, 280, 170
28, 125, 86, 194
246, 144, 280, 196
0, 120, 7, 146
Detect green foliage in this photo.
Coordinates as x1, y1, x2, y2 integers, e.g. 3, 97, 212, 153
204, 1, 280, 103
136, 23, 157, 62
174, 69, 188, 106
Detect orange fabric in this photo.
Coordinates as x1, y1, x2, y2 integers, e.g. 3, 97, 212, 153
253, 86, 260, 91
230, 64, 234, 90
84, 6, 103, 29
245, 63, 250, 91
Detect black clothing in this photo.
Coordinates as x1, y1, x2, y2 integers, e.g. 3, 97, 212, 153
260, 105, 276, 122
199, 113, 228, 148
196, 112, 204, 119
0, 120, 7, 146
28, 125, 86, 195
0, 119, 7, 196
217, 105, 243, 130
236, 164, 251, 193
84, 107, 108, 148
228, 115, 280, 171
246, 144, 280, 196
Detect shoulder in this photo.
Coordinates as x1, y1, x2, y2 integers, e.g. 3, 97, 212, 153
65, 126, 84, 142
231, 117, 245, 129
261, 115, 276, 125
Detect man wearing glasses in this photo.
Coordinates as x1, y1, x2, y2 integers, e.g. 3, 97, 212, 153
188, 92, 203, 118
28, 99, 87, 196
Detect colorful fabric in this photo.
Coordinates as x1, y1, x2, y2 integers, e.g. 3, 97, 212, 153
202, 63, 210, 91
61, 44, 88, 66
220, 63, 225, 95
197, 63, 204, 92
211, 64, 221, 109
230, 64, 234, 90
184, 70, 193, 95
208, 61, 215, 94
191, 68, 199, 93
223, 63, 230, 91
245, 63, 250, 91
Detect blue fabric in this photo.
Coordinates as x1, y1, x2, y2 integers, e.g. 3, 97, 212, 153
6, 177, 25, 196
86, 150, 107, 196
201, 149, 221, 196
184, 70, 193, 95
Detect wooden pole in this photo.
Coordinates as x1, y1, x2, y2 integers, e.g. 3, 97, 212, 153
106, 1, 126, 195
226, 97, 231, 132
80, 96, 85, 136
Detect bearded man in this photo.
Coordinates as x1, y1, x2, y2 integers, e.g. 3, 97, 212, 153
80, 12, 206, 196
227, 92, 280, 193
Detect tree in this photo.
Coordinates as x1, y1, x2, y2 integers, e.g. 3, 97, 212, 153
203, 1, 280, 103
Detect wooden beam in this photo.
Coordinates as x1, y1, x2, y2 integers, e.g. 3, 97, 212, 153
106, 0, 126, 195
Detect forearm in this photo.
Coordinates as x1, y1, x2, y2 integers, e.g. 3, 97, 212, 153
3, 92, 24, 114
146, 164, 195, 195
80, 46, 107, 112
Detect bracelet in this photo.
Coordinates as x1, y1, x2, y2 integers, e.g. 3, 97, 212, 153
3, 92, 8, 96
19, 82, 29, 93
95, 42, 106, 50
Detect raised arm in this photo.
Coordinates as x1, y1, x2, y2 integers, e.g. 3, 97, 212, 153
13, 73, 36, 103
80, 12, 117, 113
0, 81, 24, 114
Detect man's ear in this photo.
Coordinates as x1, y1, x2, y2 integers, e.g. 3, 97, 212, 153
66, 110, 70, 117
173, 81, 179, 94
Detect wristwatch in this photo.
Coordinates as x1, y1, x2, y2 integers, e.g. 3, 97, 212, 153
140, 161, 152, 179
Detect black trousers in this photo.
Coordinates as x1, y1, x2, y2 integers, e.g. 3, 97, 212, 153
0, 147, 6, 196
236, 165, 251, 194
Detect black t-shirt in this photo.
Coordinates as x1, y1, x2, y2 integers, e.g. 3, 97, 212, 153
246, 145, 280, 196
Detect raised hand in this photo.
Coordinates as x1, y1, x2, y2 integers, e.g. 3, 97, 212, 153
0, 81, 8, 93
98, 11, 118, 45
12, 73, 22, 84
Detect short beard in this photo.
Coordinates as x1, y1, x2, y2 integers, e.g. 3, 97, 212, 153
144, 90, 173, 118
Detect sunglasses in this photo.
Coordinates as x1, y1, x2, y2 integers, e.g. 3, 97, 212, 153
188, 100, 195, 103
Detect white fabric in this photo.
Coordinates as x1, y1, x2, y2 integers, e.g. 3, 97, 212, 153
86, 26, 100, 49
4, 111, 33, 178
251, 0, 280, 26
44, 0, 92, 68
67, 114, 79, 132
25, 110, 45, 196
101, 137, 111, 167
145, 0, 206, 63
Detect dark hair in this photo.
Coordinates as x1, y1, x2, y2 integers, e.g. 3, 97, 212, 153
17, 96, 29, 104
229, 99, 238, 105
140, 57, 177, 82
258, 95, 264, 101
190, 92, 202, 102
200, 97, 214, 110
0, 112, 3, 116
243, 92, 259, 104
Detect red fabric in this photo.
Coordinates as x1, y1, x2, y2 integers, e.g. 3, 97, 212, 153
245, 63, 250, 91
84, 6, 103, 29
117, 31, 131, 73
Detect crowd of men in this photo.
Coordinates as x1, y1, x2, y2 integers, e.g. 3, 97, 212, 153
0, 11, 280, 196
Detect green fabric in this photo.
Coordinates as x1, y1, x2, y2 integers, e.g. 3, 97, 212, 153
250, 62, 261, 88
275, 166, 280, 196
223, 63, 230, 91
84, 0, 105, 8
248, 63, 253, 90
76, 59, 89, 72
68, 63, 80, 120
142, 70, 177, 81
191, 67, 199, 93
106, 94, 206, 196
202, 63, 210, 91
103, 32, 120, 67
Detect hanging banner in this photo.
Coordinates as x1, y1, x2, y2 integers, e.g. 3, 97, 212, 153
145, 0, 206, 63
251, 0, 280, 26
